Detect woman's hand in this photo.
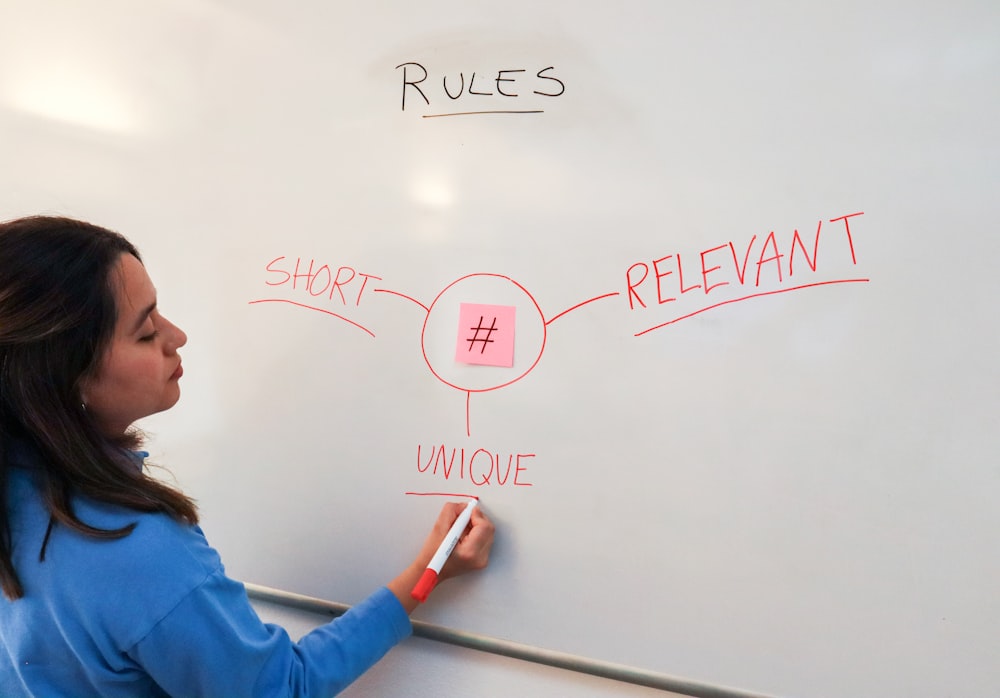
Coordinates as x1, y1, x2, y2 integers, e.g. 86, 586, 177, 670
388, 501, 495, 613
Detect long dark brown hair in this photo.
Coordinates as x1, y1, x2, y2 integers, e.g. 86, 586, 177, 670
0, 216, 198, 600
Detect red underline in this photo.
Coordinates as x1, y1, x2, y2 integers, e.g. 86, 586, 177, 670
634, 278, 870, 337
247, 299, 376, 337
405, 491, 480, 500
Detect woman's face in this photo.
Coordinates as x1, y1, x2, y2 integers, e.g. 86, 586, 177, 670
79, 253, 187, 435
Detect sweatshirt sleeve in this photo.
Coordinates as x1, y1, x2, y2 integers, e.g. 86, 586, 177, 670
127, 570, 412, 698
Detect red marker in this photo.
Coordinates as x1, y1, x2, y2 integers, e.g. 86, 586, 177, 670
411, 499, 478, 603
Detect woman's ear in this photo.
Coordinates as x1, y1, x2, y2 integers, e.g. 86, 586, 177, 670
78, 375, 92, 410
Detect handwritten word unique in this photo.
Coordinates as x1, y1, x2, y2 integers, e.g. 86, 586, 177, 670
263, 256, 382, 306
625, 212, 866, 334
396, 61, 565, 116
417, 444, 535, 487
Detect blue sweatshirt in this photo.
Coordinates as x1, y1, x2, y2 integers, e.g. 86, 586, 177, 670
0, 448, 412, 697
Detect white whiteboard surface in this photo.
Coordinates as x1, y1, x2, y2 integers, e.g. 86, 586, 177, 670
2, 2, 999, 696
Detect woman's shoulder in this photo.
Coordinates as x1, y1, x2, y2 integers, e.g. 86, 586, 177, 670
55, 496, 225, 648
8, 443, 219, 582
11, 449, 216, 588
6, 467, 231, 663
69, 486, 223, 590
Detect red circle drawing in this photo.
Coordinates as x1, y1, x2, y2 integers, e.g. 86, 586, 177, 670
421, 273, 547, 393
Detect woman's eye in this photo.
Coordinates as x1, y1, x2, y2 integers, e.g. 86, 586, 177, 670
139, 331, 159, 343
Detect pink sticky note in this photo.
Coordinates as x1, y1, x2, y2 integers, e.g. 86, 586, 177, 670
455, 303, 516, 367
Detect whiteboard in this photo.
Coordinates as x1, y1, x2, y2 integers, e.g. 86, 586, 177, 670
2, 2, 999, 696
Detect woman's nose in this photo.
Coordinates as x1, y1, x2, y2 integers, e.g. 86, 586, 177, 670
162, 316, 187, 351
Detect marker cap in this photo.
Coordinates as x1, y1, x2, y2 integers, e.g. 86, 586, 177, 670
410, 568, 439, 603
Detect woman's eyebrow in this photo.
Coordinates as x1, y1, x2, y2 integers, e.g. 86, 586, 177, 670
130, 302, 157, 334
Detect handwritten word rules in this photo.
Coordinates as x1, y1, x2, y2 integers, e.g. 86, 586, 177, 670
396, 61, 565, 112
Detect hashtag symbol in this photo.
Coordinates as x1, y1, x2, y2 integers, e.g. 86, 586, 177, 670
466, 315, 498, 354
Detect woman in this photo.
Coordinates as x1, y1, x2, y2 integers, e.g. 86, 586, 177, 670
0, 215, 494, 697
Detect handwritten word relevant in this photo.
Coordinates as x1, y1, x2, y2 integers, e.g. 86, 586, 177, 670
625, 212, 866, 335
396, 61, 565, 116
417, 444, 535, 487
